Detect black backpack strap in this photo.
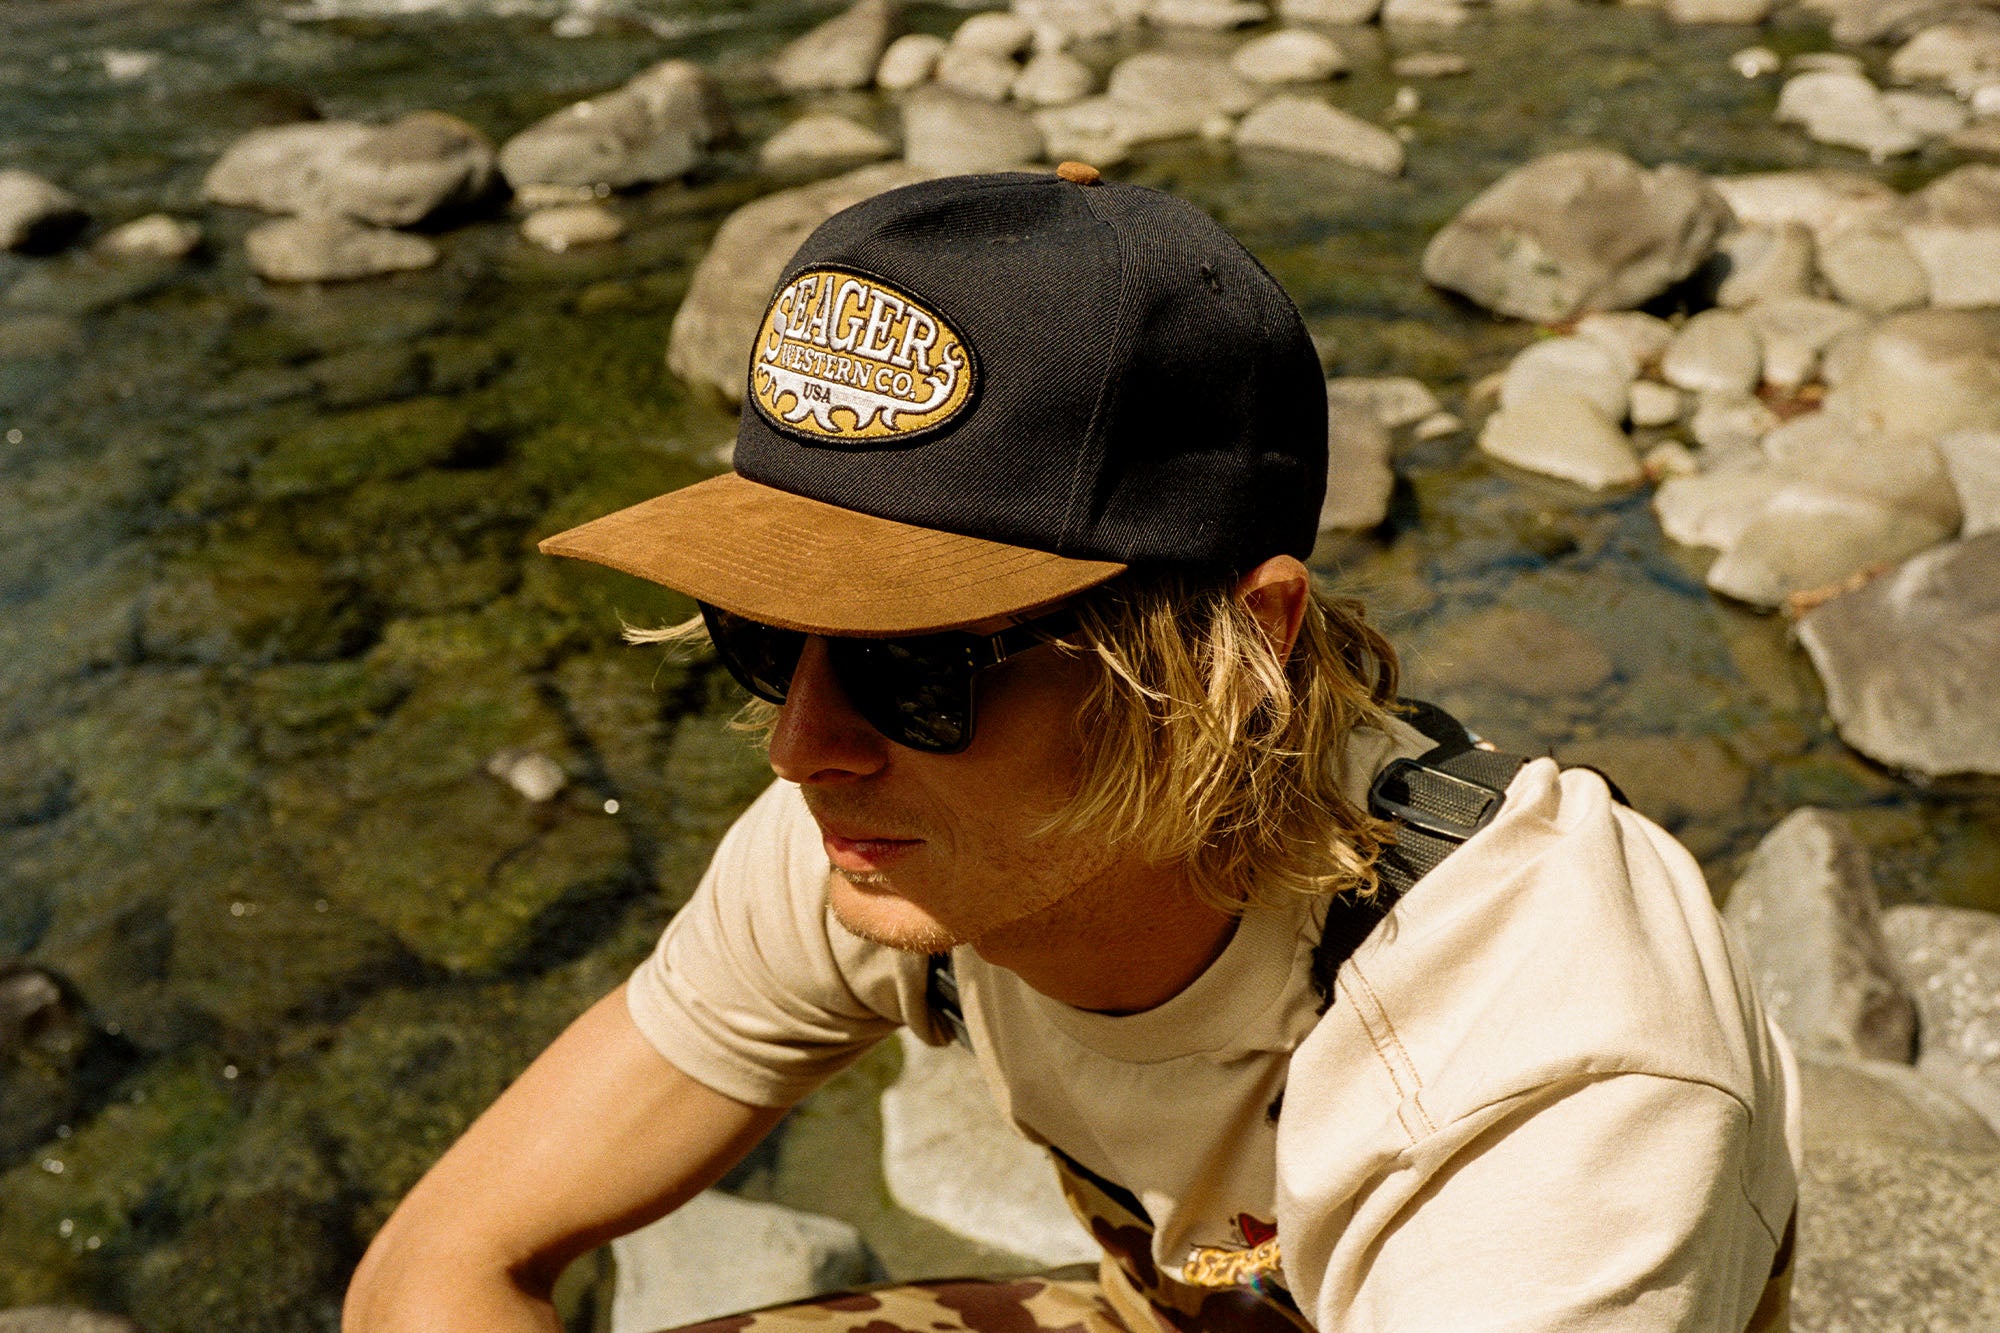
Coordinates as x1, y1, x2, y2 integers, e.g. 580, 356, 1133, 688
1311, 700, 1527, 1011
926, 949, 971, 1048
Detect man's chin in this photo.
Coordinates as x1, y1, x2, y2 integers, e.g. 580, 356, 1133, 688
827, 871, 963, 955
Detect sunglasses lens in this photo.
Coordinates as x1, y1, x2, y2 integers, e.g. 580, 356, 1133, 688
701, 604, 803, 704
833, 636, 976, 754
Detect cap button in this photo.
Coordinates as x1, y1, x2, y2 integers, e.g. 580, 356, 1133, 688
1055, 161, 1103, 186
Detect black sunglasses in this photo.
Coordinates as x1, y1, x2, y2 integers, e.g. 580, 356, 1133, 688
697, 602, 1079, 754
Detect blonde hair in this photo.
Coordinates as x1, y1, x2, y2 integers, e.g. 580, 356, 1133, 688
627, 570, 1402, 912
1052, 569, 1401, 913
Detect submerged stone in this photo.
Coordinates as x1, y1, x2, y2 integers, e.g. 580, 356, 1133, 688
244, 213, 438, 283
498, 60, 730, 191
251, 397, 473, 500
1423, 149, 1731, 323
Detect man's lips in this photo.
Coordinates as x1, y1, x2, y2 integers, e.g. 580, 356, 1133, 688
820, 829, 923, 873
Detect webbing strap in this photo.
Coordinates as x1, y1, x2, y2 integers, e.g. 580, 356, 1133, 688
1310, 703, 1526, 1010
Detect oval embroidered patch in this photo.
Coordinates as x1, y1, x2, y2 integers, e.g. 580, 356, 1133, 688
748, 269, 976, 443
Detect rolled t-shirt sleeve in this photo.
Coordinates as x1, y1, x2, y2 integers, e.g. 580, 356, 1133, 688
1285, 1072, 1782, 1332
627, 780, 932, 1108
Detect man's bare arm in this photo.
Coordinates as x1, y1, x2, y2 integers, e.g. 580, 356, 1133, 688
343, 983, 788, 1333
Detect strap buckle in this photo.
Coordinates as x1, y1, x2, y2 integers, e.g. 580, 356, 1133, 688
1369, 756, 1506, 841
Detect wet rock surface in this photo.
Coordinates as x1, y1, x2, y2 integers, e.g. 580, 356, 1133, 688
1797, 534, 2000, 777
610, 1190, 876, 1333
243, 214, 439, 282
1882, 905, 2000, 1133
1422, 150, 1731, 323
1721, 808, 1916, 1063
498, 60, 729, 191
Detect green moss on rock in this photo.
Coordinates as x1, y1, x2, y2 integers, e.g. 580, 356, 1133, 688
251, 398, 474, 501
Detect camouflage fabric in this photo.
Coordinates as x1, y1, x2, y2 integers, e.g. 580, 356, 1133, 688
1049, 1151, 1312, 1333
654, 1273, 1127, 1333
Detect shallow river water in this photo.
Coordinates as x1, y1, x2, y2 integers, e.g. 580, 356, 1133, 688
1, 0, 1997, 1327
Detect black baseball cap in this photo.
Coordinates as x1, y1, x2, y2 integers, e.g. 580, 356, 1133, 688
540, 165, 1329, 635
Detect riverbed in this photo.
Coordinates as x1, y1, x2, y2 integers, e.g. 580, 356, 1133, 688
1, 0, 1996, 1327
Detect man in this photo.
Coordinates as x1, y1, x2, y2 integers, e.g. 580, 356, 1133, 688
344, 166, 1799, 1333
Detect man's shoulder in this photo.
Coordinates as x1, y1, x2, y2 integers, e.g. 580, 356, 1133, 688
1321, 757, 1768, 1121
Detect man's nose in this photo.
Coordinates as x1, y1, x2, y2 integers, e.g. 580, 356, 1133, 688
767, 637, 889, 784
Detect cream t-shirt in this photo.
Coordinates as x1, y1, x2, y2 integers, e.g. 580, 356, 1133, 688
628, 727, 1800, 1333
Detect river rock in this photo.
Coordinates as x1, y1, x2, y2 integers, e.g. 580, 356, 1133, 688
1721, 808, 1915, 1063
0, 1310, 146, 1333
1938, 428, 2000, 533
1816, 226, 1928, 314
1903, 165, 2000, 308
1478, 392, 1642, 489
902, 87, 1042, 172
881, 1031, 1099, 1265
1577, 309, 1676, 370
1148, 0, 1271, 26
667, 162, 929, 404
1777, 69, 1925, 158
203, 121, 371, 214
610, 1190, 875, 1332
1884, 88, 1969, 136
95, 213, 201, 260
1715, 222, 1815, 308
1662, 308, 1763, 394
1012, 50, 1096, 106
1666, 0, 1773, 21
1689, 389, 1779, 452
1795, 1139, 2000, 1332
936, 45, 1023, 101
1015, 0, 1148, 44
1380, 0, 1472, 25
1039, 53, 1256, 160
1706, 482, 1948, 607
1822, 309, 2000, 443
1890, 20, 2000, 85
0, 171, 84, 254
771, 0, 899, 91
1801, 1056, 2000, 1154
1709, 168, 1902, 248
1652, 456, 1788, 549
500, 60, 728, 191
1762, 411, 1960, 528
1553, 733, 1749, 828
1320, 398, 1395, 529
244, 214, 440, 283
758, 114, 893, 171
1392, 52, 1470, 77
520, 203, 624, 252
1422, 149, 1731, 324
1743, 296, 1867, 389
319, 111, 496, 227
1231, 29, 1347, 83
875, 33, 945, 90
1419, 606, 1615, 697
1796, 532, 2000, 776
1280, 0, 1382, 18
1233, 96, 1404, 174
1501, 335, 1632, 420
0, 963, 97, 1169
1325, 375, 1442, 428
1109, 51, 1260, 120
1630, 379, 1685, 426
952, 11, 1034, 56
1882, 904, 2000, 1133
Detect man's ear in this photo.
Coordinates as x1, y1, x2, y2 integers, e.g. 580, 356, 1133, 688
1235, 555, 1311, 662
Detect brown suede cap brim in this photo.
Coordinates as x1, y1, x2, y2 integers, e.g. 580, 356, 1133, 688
537, 473, 1128, 637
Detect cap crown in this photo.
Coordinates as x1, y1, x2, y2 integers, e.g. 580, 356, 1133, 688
734, 172, 1329, 570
